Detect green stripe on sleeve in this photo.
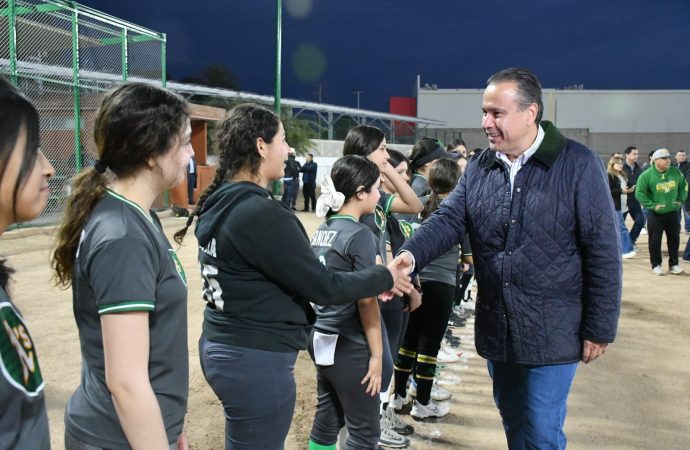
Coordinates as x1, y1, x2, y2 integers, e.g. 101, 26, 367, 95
98, 301, 155, 315
384, 194, 396, 215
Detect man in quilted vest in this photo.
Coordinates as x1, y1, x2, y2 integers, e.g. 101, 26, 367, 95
395, 67, 621, 449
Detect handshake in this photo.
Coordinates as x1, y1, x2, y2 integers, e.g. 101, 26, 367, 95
379, 253, 420, 312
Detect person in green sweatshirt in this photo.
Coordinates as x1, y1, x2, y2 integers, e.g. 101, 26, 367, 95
635, 148, 688, 275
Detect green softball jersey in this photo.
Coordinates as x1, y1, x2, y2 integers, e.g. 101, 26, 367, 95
360, 190, 395, 263
0, 289, 49, 450
311, 215, 378, 345
66, 190, 188, 449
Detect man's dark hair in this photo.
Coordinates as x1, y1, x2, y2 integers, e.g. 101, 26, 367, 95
624, 146, 637, 155
487, 67, 543, 124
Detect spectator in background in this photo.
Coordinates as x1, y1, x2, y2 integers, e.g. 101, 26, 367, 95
674, 149, 690, 234
635, 148, 688, 275
684, 179, 690, 261
282, 147, 301, 210
607, 155, 637, 259
672, 149, 687, 170
187, 155, 197, 205
447, 138, 468, 157
300, 153, 317, 212
641, 149, 654, 171
622, 146, 645, 247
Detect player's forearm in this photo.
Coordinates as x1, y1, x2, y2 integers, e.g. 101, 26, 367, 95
358, 297, 383, 358
385, 167, 423, 213
110, 381, 170, 450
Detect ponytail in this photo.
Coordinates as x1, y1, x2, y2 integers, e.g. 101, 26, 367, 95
52, 169, 108, 287
0, 260, 14, 293
174, 161, 229, 244
420, 159, 460, 221
174, 103, 280, 244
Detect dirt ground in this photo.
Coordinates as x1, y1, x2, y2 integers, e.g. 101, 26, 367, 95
2, 212, 689, 450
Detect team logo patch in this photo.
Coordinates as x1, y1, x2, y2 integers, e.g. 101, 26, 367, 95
0, 302, 44, 396
398, 220, 413, 239
374, 205, 386, 232
169, 250, 187, 286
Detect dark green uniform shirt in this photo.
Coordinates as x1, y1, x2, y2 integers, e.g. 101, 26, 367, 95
67, 190, 188, 449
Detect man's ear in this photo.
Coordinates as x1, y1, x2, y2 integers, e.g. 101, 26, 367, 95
526, 102, 538, 124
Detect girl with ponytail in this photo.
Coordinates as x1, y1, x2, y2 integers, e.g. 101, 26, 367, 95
308, 155, 386, 449
175, 104, 412, 449
392, 158, 462, 420
52, 83, 193, 450
342, 126, 422, 445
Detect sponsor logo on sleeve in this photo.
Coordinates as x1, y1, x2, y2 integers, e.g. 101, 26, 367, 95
0, 303, 44, 396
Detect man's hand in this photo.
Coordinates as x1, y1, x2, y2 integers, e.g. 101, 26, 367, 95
581, 340, 608, 364
654, 204, 665, 211
392, 252, 414, 275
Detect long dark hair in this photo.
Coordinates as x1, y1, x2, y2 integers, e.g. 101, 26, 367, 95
409, 137, 439, 172
387, 148, 408, 169
52, 83, 189, 287
327, 155, 380, 217
421, 159, 461, 220
342, 125, 384, 157
447, 138, 466, 151
0, 79, 41, 291
174, 103, 280, 244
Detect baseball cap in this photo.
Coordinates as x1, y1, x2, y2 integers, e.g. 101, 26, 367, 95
651, 148, 671, 162
411, 145, 460, 170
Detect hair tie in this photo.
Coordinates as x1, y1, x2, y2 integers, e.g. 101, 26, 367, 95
94, 160, 108, 174
315, 174, 345, 218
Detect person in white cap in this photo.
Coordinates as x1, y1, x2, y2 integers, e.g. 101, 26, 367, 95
635, 148, 689, 275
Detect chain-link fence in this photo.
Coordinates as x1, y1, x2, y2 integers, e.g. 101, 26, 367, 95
1, 0, 166, 225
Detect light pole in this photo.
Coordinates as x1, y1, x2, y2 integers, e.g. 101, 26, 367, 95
352, 89, 363, 109
274, 0, 282, 114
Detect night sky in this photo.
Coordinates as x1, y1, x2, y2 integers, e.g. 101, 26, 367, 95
82, 0, 690, 111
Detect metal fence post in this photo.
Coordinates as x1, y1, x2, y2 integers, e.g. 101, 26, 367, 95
161, 33, 167, 88
71, 1, 82, 171
8, 0, 17, 83
121, 27, 128, 82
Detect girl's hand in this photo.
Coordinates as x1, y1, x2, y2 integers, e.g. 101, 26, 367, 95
361, 356, 382, 396
177, 430, 188, 450
404, 287, 422, 312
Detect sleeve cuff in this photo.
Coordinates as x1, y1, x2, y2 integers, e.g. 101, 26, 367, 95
98, 301, 155, 315
384, 194, 396, 215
